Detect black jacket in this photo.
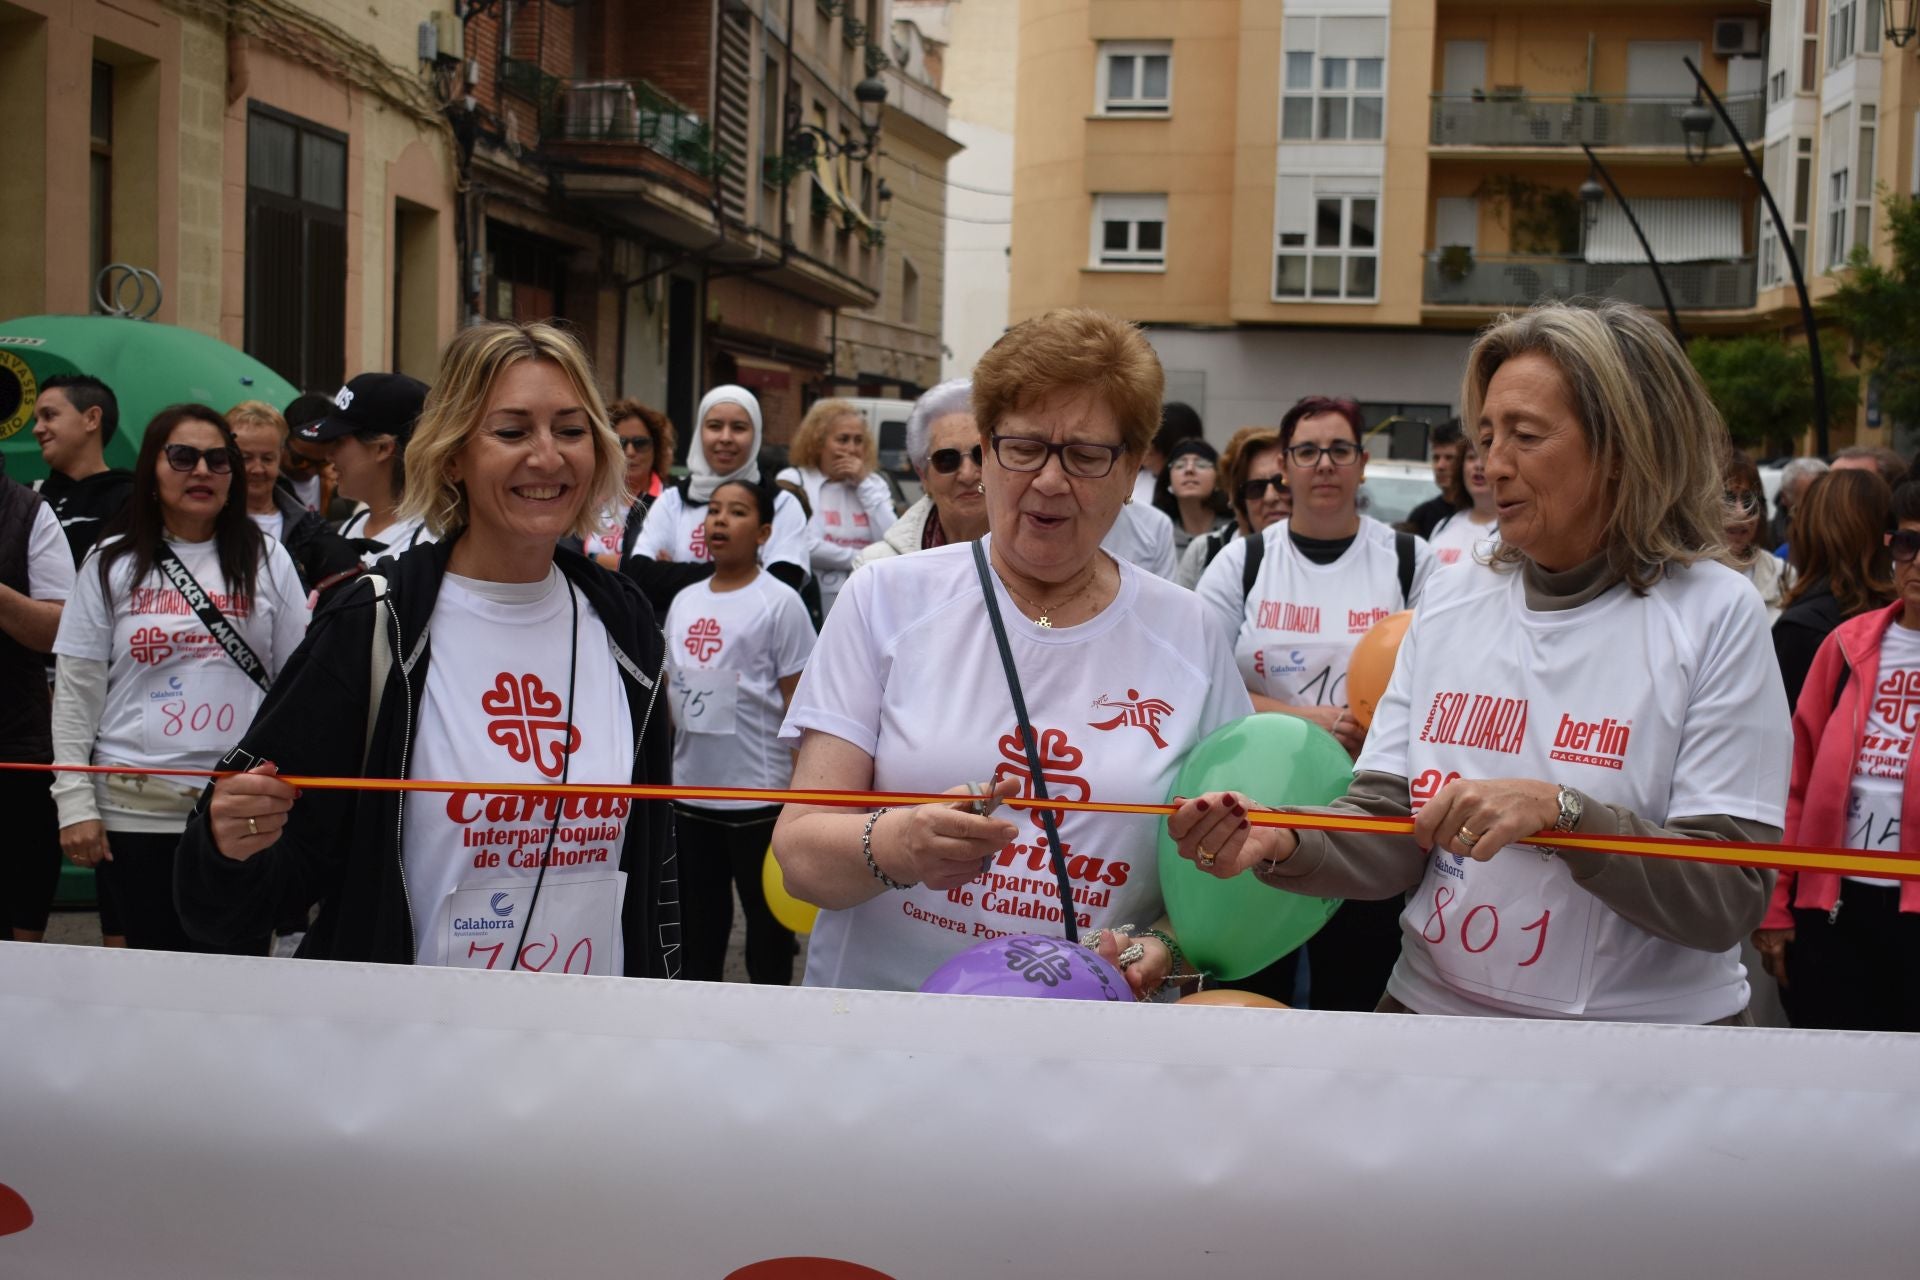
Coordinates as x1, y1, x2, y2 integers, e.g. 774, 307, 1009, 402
1773, 577, 1847, 711
1407, 492, 1459, 540
269, 478, 365, 594
38, 467, 134, 565
175, 537, 681, 976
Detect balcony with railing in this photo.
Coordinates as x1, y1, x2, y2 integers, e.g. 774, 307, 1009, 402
1422, 253, 1757, 310
538, 78, 726, 183
1429, 93, 1765, 150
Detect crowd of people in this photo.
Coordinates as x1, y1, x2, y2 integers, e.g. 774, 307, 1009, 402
0, 299, 1912, 1031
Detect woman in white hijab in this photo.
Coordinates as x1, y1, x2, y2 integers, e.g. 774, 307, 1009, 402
629, 385, 812, 608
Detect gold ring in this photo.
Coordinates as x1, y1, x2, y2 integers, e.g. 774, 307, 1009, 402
1457, 826, 1480, 848
247, 816, 259, 837
1197, 843, 1216, 867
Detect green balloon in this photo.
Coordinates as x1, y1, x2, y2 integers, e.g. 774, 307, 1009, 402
1158, 714, 1353, 979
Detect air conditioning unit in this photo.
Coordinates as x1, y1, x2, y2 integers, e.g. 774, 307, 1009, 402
432, 10, 465, 62
1713, 17, 1761, 57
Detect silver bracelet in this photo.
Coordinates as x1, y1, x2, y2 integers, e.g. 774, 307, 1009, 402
863, 808, 912, 890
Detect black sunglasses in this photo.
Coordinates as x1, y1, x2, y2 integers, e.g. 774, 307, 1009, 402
1887, 529, 1920, 564
1241, 476, 1287, 501
929, 444, 983, 475
619, 434, 654, 452
162, 444, 234, 475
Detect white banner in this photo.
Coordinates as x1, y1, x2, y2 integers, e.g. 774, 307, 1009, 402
0, 942, 1915, 1277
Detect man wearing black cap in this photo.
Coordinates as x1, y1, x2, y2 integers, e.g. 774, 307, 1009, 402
299, 373, 434, 564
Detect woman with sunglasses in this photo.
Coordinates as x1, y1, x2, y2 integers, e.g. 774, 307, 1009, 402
774, 310, 1251, 996
853, 379, 990, 568
1721, 450, 1789, 623
1151, 438, 1232, 561
776, 399, 898, 617
586, 400, 675, 570
1773, 469, 1895, 710
1174, 428, 1291, 589
49, 405, 310, 952
1754, 480, 1920, 1031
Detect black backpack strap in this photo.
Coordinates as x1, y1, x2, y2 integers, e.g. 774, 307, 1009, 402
1395, 531, 1416, 605
1240, 528, 1265, 604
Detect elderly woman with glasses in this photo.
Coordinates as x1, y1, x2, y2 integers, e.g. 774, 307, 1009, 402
1174, 301, 1792, 1025
774, 310, 1252, 996
1754, 480, 1920, 1031
854, 379, 990, 568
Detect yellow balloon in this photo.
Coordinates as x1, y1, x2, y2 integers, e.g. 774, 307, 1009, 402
761, 847, 819, 935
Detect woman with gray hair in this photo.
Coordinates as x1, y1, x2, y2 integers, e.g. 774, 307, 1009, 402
852, 378, 989, 567
1170, 300, 1792, 1024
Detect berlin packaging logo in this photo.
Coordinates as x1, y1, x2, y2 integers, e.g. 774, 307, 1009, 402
1549, 714, 1632, 771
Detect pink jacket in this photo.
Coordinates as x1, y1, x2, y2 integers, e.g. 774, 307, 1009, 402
1765, 601, 1920, 928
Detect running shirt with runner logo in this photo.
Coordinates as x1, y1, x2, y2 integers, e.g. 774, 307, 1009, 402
779, 536, 1252, 992
1843, 621, 1920, 886
53, 534, 309, 777
666, 571, 815, 811
1195, 516, 1435, 710
1360, 558, 1790, 1023
401, 568, 634, 973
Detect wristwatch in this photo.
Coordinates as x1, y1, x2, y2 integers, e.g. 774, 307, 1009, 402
1553, 785, 1584, 835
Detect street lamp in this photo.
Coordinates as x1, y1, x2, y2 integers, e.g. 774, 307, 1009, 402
786, 75, 890, 165
1888, 0, 1919, 47
1579, 145, 1684, 341
1679, 94, 1715, 164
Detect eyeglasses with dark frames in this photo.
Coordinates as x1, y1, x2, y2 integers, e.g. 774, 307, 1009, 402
619, 434, 654, 452
929, 444, 983, 475
1724, 489, 1764, 516
1284, 440, 1362, 468
989, 433, 1125, 479
162, 444, 235, 475
1240, 476, 1287, 501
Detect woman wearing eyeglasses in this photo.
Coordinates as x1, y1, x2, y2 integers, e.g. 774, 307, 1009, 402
777, 399, 898, 617
854, 379, 990, 568
49, 405, 310, 952
1152, 438, 1232, 561
1722, 450, 1788, 623
1754, 480, 1920, 1031
774, 310, 1252, 995
586, 399, 675, 570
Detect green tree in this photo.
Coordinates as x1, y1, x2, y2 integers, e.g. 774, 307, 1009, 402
1688, 333, 1859, 453
1827, 190, 1920, 431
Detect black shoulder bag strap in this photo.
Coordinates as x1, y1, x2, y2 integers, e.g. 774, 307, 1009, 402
970, 538, 1078, 943
1240, 526, 1265, 605
1394, 530, 1416, 605
154, 543, 273, 693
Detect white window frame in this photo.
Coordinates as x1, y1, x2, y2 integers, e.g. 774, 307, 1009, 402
1828, 0, 1857, 69
1855, 103, 1877, 255
1280, 18, 1387, 144
1096, 42, 1173, 117
1090, 193, 1167, 271
1273, 184, 1380, 303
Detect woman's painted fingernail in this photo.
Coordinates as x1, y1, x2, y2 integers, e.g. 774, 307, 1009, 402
1196, 799, 1210, 811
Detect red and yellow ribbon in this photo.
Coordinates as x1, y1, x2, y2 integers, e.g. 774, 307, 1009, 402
7, 760, 1915, 883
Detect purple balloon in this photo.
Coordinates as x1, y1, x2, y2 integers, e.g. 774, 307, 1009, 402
918, 933, 1130, 1001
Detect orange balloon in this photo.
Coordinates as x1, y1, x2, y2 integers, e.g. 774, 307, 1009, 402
1346, 609, 1412, 729
1177, 989, 1290, 1009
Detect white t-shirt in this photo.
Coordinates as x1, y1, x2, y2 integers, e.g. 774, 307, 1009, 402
27, 503, 75, 601
340, 508, 436, 567
1100, 502, 1177, 580
1843, 621, 1920, 887
1427, 510, 1497, 568
401, 569, 635, 973
1196, 517, 1436, 710
631, 484, 810, 580
1131, 469, 1157, 507
53, 534, 310, 779
249, 510, 285, 543
1360, 559, 1792, 1023
1741, 551, 1790, 625
780, 537, 1254, 992
665, 572, 815, 811
585, 500, 637, 561
288, 475, 322, 512
776, 466, 897, 616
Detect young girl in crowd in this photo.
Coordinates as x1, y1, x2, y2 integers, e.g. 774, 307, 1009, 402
666, 478, 815, 983
51, 405, 310, 953
1425, 435, 1498, 568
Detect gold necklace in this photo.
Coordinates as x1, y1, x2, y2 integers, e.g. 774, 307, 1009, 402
996, 562, 1100, 629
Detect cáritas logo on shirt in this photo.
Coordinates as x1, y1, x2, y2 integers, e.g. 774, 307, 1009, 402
1416, 691, 1529, 755
1548, 713, 1632, 771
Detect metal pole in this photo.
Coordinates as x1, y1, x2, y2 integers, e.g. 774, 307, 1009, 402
1684, 57, 1829, 455
1581, 143, 1685, 344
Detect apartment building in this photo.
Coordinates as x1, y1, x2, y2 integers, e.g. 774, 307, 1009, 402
1010, 0, 1920, 447
1, 0, 459, 393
